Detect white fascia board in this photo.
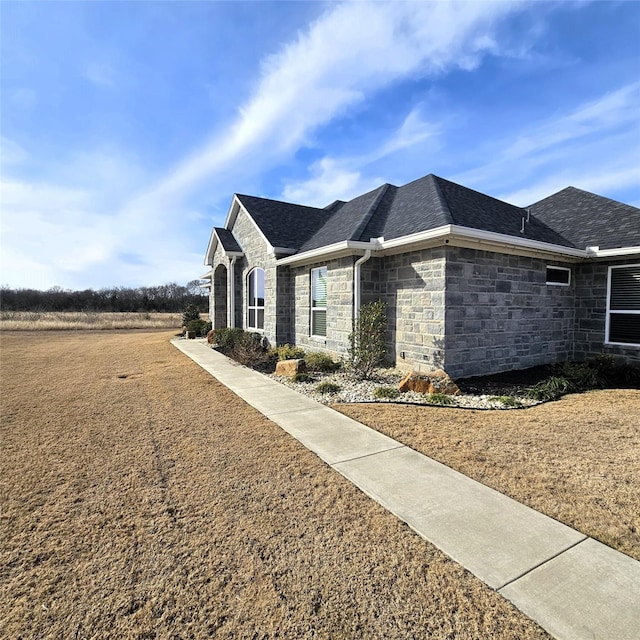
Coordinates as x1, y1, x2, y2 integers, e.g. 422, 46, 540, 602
269, 246, 297, 256
222, 195, 241, 230
589, 245, 640, 258
200, 270, 213, 279
276, 240, 374, 266
377, 226, 451, 253
447, 225, 587, 259
204, 231, 218, 266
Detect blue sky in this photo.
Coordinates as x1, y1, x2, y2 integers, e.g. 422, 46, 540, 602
1, 0, 639, 290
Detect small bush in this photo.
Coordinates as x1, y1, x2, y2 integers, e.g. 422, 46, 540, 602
229, 331, 270, 368
273, 344, 306, 361
186, 318, 208, 336
490, 395, 523, 408
527, 376, 575, 401
315, 381, 341, 395
305, 351, 340, 372
373, 386, 400, 400
292, 372, 315, 383
212, 327, 245, 351
182, 303, 201, 327
560, 361, 605, 389
348, 300, 387, 379
426, 392, 454, 406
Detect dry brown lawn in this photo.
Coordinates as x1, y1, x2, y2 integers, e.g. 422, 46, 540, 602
0, 331, 550, 639
336, 390, 640, 562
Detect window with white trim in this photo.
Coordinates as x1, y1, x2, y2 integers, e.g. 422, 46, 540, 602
247, 268, 265, 330
606, 264, 640, 346
546, 265, 571, 286
311, 266, 327, 337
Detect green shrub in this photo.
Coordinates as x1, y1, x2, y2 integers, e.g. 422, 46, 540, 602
229, 331, 270, 368
186, 318, 207, 336
315, 381, 341, 395
490, 395, 523, 408
305, 351, 340, 372
560, 361, 605, 389
373, 386, 400, 399
348, 300, 387, 379
182, 303, 201, 327
527, 376, 575, 401
426, 392, 454, 406
273, 344, 306, 361
292, 372, 315, 383
211, 327, 245, 350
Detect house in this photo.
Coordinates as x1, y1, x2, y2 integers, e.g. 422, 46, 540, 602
202, 173, 640, 379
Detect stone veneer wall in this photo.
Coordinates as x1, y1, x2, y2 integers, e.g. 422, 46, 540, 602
443, 247, 575, 378
573, 259, 640, 365
362, 248, 447, 372
290, 257, 355, 357
209, 209, 280, 344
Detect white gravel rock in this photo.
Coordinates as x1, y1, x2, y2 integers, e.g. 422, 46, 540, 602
267, 367, 540, 410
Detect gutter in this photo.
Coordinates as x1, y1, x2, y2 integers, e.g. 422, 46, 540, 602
353, 250, 372, 320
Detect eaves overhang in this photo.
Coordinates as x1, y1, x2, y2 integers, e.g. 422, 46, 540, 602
276, 240, 375, 266
275, 225, 600, 267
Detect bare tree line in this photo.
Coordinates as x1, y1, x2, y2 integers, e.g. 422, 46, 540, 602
0, 281, 208, 313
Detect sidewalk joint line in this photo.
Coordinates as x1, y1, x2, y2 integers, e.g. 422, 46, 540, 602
331, 444, 407, 466
496, 535, 589, 592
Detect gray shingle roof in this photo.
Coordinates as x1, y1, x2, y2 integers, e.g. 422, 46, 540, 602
528, 187, 640, 250
232, 176, 638, 255
213, 227, 243, 253
235, 194, 328, 250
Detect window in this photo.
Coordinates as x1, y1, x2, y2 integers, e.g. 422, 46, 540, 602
546, 265, 571, 286
247, 268, 265, 330
606, 264, 640, 345
311, 266, 327, 337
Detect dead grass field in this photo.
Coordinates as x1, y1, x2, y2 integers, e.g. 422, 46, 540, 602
336, 390, 640, 561
0, 331, 550, 639
0, 311, 185, 331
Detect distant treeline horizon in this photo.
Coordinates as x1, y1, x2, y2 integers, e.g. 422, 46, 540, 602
0, 281, 208, 313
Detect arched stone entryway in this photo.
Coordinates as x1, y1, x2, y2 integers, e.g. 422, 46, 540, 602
213, 264, 228, 329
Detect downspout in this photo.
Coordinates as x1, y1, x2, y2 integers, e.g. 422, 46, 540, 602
353, 249, 372, 320
228, 256, 237, 328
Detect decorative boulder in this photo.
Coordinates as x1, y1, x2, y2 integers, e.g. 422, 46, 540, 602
275, 359, 307, 377
207, 329, 216, 344
399, 370, 460, 395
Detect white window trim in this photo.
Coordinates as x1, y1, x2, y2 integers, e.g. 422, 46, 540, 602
310, 266, 327, 339
246, 267, 265, 332
546, 265, 571, 286
605, 263, 640, 347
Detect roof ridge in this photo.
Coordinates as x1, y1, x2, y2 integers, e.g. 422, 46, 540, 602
349, 183, 391, 241
236, 193, 326, 212
431, 175, 455, 224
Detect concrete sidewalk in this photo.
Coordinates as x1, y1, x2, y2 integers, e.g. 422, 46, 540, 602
172, 338, 640, 640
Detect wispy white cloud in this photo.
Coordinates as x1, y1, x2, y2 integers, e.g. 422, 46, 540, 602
83, 61, 117, 88
281, 106, 442, 205
141, 1, 520, 204
0, 136, 29, 166
281, 158, 382, 207
453, 82, 640, 204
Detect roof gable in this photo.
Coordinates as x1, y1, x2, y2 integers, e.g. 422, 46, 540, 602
235, 194, 329, 251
